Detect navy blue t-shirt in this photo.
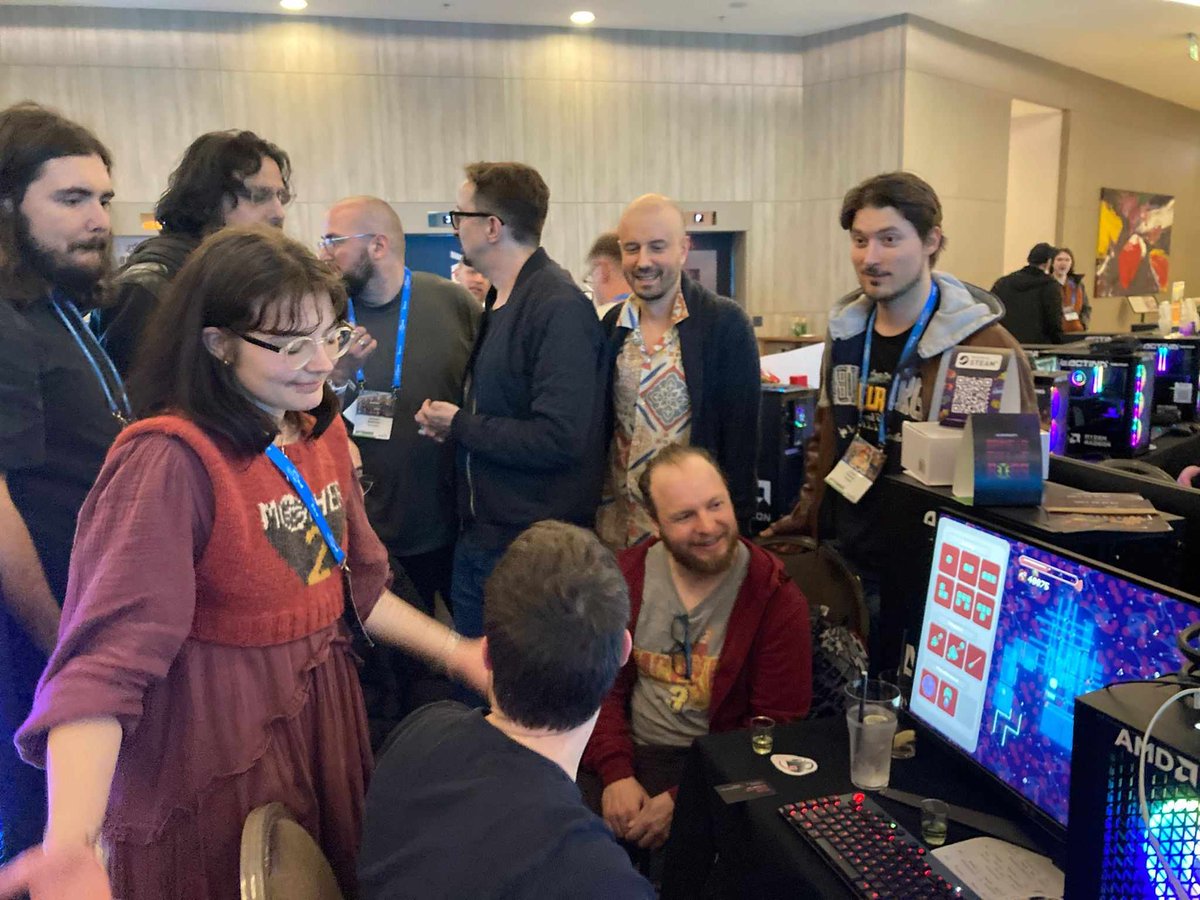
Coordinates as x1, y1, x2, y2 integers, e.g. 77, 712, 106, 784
359, 701, 654, 900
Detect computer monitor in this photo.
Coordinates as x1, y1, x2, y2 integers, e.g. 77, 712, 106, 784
908, 512, 1200, 835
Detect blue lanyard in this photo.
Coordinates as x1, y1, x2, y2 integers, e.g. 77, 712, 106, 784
345, 268, 412, 393
859, 282, 940, 445
51, 293, 132, 425
264, 444, 346, 567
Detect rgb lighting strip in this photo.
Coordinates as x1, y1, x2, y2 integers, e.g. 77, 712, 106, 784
1131, 363, 1148, 448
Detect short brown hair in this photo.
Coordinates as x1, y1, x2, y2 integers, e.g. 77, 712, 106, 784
484, 521, 629, 730
637, 444, 727, 521
130, 226, 347, 455
587, 231, 621, 264
464, 161, 549, 246
840, 171, 947, 266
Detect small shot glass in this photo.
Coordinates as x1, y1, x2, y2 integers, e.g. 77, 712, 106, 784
751, 716, 775, 755
921, 798, 949, 847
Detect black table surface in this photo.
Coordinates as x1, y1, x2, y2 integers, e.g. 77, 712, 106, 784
661, 715, 1059, 899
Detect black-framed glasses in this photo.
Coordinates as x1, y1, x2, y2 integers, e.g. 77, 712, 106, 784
447, 209, 505, 231
317, 232, 377, 252
233, 323, 354, 370
234, 184, 294, 207
670, 613, 693, 681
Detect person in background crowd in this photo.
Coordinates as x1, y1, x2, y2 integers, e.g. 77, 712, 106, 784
585, 231, 632, 319
91, 129, 292, 376
0, 101, 122, 863
762, 172, 1036, 636
1051, 246, 1090, 333
596, 194, 760, 551
415, 162, 608, 640
320, 195, 480, 734
359, 521, 655, 899
583, 446, 811, 862
452, 254, 491, 306
990, 242, 1065, 345
1, 227, 485, 900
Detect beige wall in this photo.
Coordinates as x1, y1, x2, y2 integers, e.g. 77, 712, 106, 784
3, 8, 1196, 337
1002, 104, 1063, 275
904, 17, 1200, 333
0, 6, 908, 338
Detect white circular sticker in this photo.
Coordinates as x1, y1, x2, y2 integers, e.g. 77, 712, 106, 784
771, 754, 818, 777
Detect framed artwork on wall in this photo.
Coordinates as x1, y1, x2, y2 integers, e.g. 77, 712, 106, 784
1095, 187, 1174, 297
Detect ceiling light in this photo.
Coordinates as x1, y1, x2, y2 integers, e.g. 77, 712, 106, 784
570, 10, 596, 25
280, 0, 307, 9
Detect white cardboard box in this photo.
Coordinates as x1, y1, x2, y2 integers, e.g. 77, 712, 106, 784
902, 420, 1050, 486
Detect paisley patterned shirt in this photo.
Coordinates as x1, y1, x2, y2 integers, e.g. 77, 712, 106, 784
597, 294, 692, 550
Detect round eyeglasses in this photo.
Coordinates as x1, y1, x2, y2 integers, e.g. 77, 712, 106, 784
317, 232, 377, 252
235, 185, 294, 207
233, 324, 355, 370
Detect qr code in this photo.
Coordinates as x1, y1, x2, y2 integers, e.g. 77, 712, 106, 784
949, 375, 994, 414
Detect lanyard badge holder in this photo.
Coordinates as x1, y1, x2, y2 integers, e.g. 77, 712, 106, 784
826, 285, 939, 504
52, 294, 133, 427
264, 444, 374, 647
344, 269, 412, 441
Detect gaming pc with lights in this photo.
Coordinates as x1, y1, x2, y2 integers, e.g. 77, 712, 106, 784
1053, 345, 1156, 457
907, 512, 1200, 867
1139, 337, 1200, 422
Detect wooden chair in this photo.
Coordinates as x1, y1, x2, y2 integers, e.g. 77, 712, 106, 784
240, 803, 343, 900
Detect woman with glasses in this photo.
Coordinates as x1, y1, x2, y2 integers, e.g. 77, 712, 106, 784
5, 227, 486, 900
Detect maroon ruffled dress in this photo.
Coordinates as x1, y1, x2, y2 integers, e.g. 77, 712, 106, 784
17, 416, 390, 899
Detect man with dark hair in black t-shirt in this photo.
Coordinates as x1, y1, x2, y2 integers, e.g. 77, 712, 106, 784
764, 172, 1035, 641
359, 521, 654, 899
0, 102, 125, 861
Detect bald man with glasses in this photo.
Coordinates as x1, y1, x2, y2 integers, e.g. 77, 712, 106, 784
320, 195, 479, 733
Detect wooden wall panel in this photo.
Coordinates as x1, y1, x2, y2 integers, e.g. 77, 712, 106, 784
0, 5, 912, 326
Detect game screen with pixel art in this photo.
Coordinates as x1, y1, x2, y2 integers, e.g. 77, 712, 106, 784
909, 514, 1200, 829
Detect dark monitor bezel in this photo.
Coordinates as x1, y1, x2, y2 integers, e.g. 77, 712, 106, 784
906, 507, 1200, 846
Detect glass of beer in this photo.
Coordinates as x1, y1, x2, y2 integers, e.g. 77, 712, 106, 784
751, 716, 775, 755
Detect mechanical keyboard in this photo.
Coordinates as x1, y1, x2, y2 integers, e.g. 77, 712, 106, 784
778, 793, 981, 899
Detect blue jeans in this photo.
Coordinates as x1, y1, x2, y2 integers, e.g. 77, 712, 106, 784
450, 532, 509, 639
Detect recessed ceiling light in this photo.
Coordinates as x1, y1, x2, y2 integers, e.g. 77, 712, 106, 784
570, 10, 596, 25
1166, 0, 1200, 6
280, 0, 307, 10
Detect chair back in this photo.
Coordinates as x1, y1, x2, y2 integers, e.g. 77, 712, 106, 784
240, 803, 344, 900
755, 535, 870, 718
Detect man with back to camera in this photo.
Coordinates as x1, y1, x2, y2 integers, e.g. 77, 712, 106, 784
990, 242, 1066, 346
584, 230, 632, 319
595, 193, 761, 552
451, 254, 490, 306
319, 195, 480, 728
414, 162, 608, 640
763, 171, 1036, 630
582, 445, 811, 855
90, 129, 292, 376
0, 102, 124, 861
358, 520, 655, 899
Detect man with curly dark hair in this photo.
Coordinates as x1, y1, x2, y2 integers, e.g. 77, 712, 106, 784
91, 129, 292, 376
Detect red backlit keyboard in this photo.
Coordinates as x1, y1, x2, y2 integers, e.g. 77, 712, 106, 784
778, 793, 981, 899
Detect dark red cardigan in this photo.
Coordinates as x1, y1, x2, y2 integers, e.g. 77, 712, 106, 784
584, 537, 813, 788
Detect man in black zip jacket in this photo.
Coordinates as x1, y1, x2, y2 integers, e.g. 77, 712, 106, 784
416, 162, 607, 639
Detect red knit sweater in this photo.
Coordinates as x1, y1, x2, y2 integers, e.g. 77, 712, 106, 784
111, 415, 355, 646
584, 537, 813, 787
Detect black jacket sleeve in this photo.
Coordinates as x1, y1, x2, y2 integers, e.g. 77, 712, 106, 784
713, 304, 762, 528
1042, 281, 1065, 344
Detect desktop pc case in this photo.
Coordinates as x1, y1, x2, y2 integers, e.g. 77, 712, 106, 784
1053, 346, 1156, 457
1065, 681, 1200, 899
1140, 337, 1200, 422
752, 385, 817, 534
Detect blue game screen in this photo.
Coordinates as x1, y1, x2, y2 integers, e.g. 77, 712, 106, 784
909, 515, 1200, 829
